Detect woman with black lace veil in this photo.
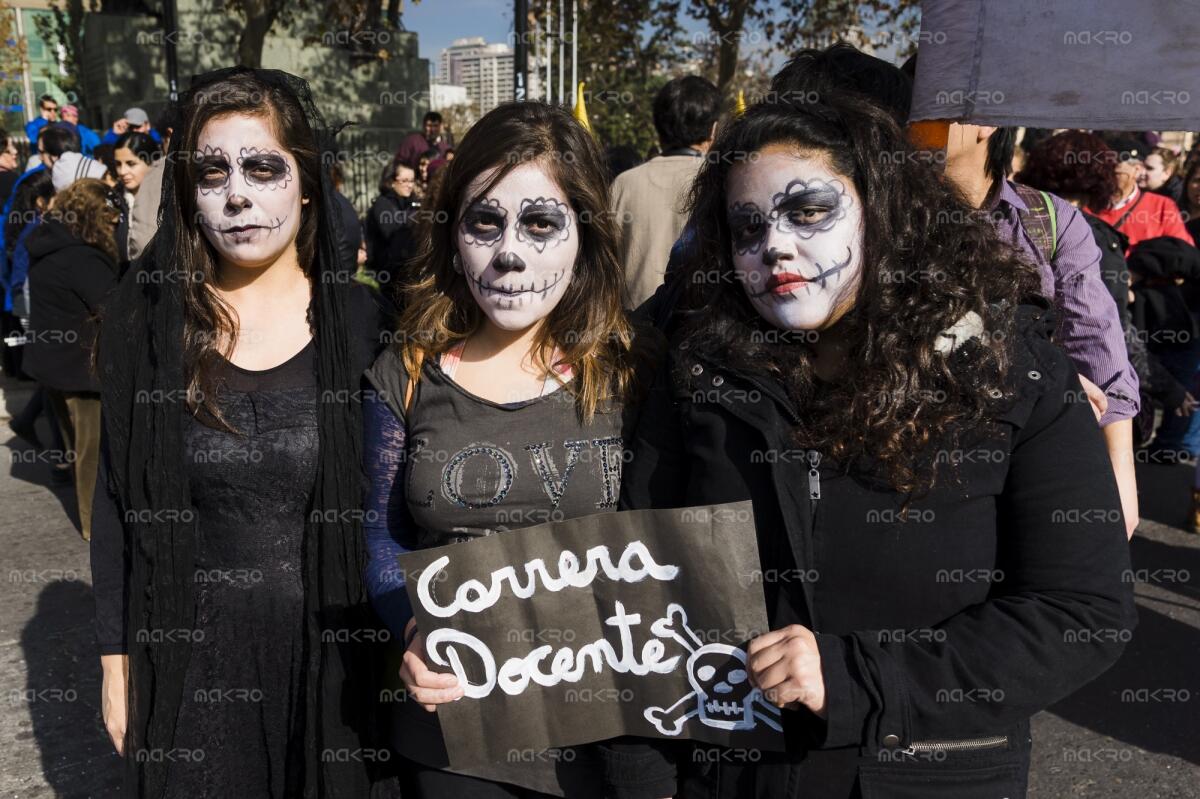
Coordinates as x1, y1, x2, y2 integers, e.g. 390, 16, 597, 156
90, 67, 390, 798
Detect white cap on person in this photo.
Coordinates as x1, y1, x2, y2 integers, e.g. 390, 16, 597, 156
124, 107, 150, 127
51, 152, 109, 192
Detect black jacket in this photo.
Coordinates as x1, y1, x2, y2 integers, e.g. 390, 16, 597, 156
1128, 235, 1200, 355
617, 303, 1136, 799
1083, 213, 1189, 412
364, 190, 417, 283
23, 218, 118, 393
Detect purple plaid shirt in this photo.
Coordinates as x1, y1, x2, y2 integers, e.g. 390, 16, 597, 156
991, 181, 1140, 425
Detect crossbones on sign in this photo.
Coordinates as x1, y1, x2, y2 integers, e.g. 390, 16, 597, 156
643, 604, 783, 736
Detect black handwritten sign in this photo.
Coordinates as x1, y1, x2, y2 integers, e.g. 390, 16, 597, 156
399, 501, 785, 768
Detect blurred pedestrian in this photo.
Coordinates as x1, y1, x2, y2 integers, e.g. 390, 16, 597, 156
1141, 146, 1185, 207
328, 162, 363, 274
611, 75, 721, 307
4, 169, 57, 349
413, 146, 442, 201
396, 110, 453, 169
1090, 138, 1193, 250
23, 94, 58, 150
1016, 131, 1196, 443
1181, 157, 1200, 243
364, 154, 418, 286
59, 104, 102, 156
100, 106, 162, 146
113, 131, 161, 263
49, 152, 108, 194
126, 108, 177, 262
3, 170, 60, 458
23, 178, 121, 537
0, 131, 20, 207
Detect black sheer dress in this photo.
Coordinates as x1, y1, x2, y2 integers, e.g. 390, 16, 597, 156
93, 340, 319, 798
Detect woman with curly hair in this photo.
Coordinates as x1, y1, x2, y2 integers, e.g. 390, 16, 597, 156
617, 96, 1135, 798
24, 178, 120, 537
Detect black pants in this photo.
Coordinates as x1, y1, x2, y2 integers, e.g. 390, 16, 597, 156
390, 759, 559, 799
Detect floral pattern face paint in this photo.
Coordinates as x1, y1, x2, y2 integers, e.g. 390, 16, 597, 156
456, 161, 578, 332
194, 114, 304, 270
725, 147, 864, 331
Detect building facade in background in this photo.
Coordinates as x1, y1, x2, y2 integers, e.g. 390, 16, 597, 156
436, 36, 513, 116
2, 0, 67, 142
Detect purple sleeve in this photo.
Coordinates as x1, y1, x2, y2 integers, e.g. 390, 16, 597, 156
362, 391, 414, 639
1048, 197, 1141, 425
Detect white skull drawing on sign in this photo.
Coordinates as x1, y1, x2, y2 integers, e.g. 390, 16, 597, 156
688, 644, 756, 730
643, 603, 782, 737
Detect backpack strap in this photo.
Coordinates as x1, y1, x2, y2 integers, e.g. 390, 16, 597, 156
1010, 182, 1059, 264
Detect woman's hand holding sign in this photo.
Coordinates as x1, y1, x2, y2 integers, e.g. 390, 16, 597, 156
747, 624, 827, 719
400, 618, 465, 711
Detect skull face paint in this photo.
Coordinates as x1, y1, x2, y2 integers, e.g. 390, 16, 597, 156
726, 146, 864, 331
194, 114, 304, 270
456, 161, 578, 331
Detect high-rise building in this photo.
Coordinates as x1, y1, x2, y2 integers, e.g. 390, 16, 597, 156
437, 37, 513, 115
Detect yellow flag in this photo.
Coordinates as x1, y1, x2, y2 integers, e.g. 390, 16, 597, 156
734, 89, 747, 116
574, 81, 592, 133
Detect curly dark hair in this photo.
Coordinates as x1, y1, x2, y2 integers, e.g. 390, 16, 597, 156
47, 178, 120, 264
1014, 131, 1119, 211
675, 95, 1041, 495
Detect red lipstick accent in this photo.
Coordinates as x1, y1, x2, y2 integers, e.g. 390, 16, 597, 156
766, 272, 808, 294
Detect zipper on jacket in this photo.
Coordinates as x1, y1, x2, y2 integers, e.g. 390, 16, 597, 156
807, 450, 821, 501
901, 735, 1008, 755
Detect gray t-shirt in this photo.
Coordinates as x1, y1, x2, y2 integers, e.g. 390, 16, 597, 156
364, 346, 633, 796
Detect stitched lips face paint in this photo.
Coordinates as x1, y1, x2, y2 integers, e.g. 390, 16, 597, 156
194, 114, 304, 270
457, 161, 578, 331
725, 147, 864, 331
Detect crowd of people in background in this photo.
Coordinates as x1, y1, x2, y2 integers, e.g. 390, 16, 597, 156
0, 42, 1194, 797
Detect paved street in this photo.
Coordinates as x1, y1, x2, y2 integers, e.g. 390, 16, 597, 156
1, 382, 1198, 798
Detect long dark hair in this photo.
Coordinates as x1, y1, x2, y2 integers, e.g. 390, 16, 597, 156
5, 169, 53, 250
394, 101, 640, 420
677, 95, 1040, 494
170, 71, 323, 420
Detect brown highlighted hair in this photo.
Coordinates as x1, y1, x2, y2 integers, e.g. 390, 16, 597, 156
48, 178, 119, 263
1015, 131, 1119, 211
392, 101, 639, 420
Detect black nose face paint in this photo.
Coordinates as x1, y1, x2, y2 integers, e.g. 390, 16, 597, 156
763, 246, 788, 266
494, 251, 527, 273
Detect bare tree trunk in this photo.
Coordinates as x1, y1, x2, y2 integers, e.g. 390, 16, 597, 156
237, 0, 281, 68
700, 0, 752, 95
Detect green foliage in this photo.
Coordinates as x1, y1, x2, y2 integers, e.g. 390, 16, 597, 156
31, 0, 95, 114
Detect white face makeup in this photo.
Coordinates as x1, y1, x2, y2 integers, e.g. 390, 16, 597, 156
194, 114, 305, 270
456, 160, 578, 331
726, 146, 863, 331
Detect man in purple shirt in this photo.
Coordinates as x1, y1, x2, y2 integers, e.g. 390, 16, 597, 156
395, 111, 453, 170
944, 123, 1140, 537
